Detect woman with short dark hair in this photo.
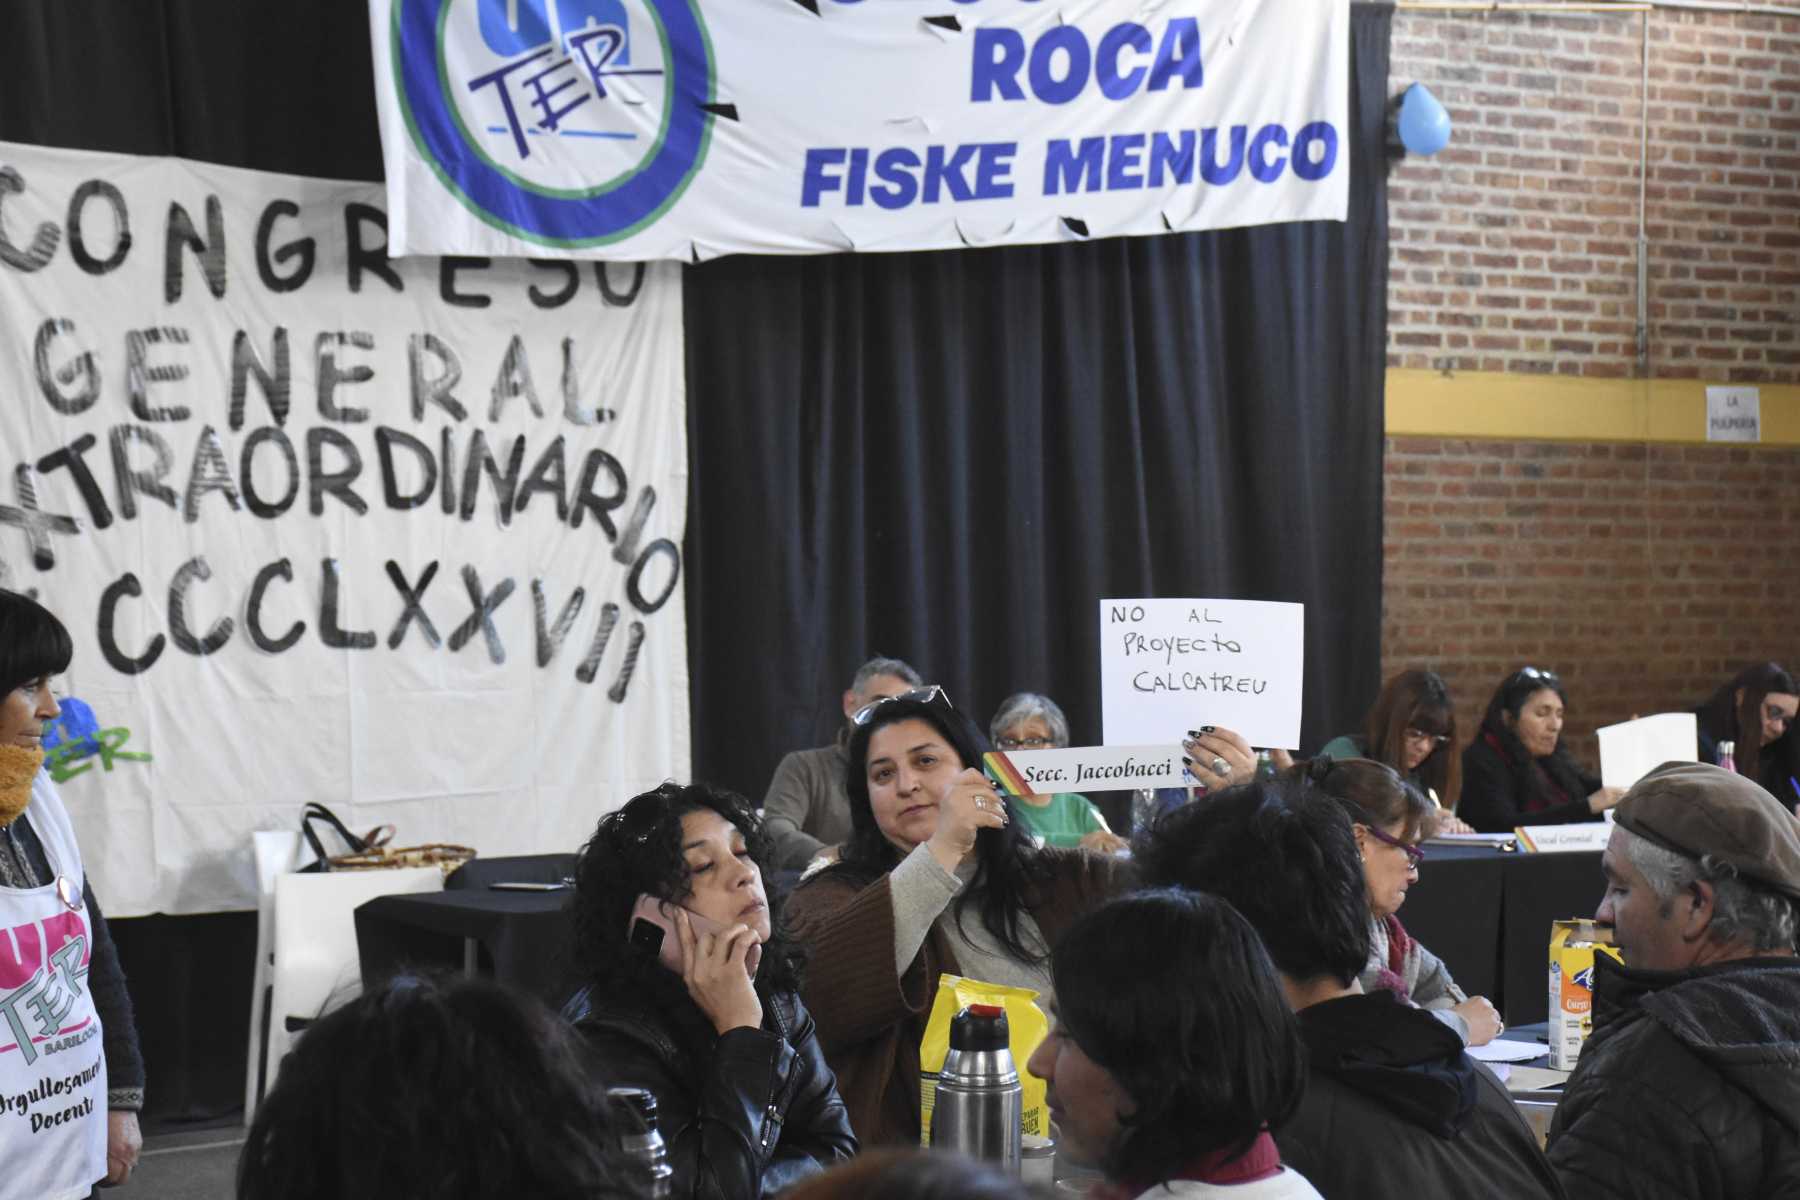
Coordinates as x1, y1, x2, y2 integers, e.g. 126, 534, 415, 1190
564, 782, 856, 1199
1459, 667, 1621, 831
0, 589, 144, 1195
239, 974, 630, 1200
1134, 779, 1563, 1199
787, 689, 1131, 1146
1027, 889, 1320, 1199
1693, 662, 1799, 805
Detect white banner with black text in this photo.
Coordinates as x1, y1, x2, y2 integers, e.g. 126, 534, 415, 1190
0, 140, 688, 915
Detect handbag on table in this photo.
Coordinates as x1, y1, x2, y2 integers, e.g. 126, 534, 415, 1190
298, 801, 476, 876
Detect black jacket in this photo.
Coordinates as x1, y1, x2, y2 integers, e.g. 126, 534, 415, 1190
1460, 732, 1601, 831
1547, 954, 1800, 1200
1275, 991, 1564, 1199
566, 985, 857, 1200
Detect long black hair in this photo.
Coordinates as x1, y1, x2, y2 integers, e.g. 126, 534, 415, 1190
571, 782, 806, 1021
0, 590, 72, 695
1478, 667, 1593, 807
1695, 662, 1800, 796
1051, 889, 1307, 1186
827, 696, 1051, 965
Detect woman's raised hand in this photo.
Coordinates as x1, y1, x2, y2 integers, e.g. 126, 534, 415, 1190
1183, 726, 1258, 788
676, 908, 764, 1036
927, 768, 1008, 873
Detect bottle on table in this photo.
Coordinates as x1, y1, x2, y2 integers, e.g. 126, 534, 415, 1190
1719, 740, 1737, 775
609, 1086, 674, 1199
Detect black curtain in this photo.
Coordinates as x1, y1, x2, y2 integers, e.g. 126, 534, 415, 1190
686, 8, 1393, 797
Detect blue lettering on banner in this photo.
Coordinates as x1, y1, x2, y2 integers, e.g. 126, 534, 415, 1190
799, 122, 1337, 210
801, 144, 1018, 208
971, 19, 1202, 104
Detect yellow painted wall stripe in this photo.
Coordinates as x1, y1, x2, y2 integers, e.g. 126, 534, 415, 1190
1385, 369, 1800, 447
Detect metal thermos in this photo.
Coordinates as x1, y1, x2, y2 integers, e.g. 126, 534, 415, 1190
609, 1086, 674, 1199
930, 1003, 1024, 1174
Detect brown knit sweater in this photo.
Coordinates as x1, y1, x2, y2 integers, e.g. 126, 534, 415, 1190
786, 847, 1132, 1147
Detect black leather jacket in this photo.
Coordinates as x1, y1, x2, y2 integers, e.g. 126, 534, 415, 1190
566, 985, 857, 1200
1548, 954, 1800, 1200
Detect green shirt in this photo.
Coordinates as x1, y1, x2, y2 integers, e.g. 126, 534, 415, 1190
1011, 792, 1108, 849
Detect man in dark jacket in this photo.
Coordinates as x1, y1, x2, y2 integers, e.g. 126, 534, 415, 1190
1136, 778, 1565, 1199
1547, 762, 1800, 1199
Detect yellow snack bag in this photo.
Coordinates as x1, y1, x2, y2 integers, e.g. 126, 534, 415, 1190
1548, 919, 1624, 1070
919, 974, 1048, 1147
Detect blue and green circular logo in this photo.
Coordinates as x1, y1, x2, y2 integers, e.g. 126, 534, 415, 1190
392, 0, 715, 247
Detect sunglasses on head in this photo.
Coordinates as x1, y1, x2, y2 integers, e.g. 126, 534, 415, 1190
1513, 666, 1559, 685
850, 685, 955, 726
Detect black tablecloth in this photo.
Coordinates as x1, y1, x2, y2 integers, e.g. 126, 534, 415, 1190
1398, 846, 1605, 1027
355, 887, 578, 1008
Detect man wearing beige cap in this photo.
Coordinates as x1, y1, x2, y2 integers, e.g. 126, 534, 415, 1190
1547, 762, 1800, 1199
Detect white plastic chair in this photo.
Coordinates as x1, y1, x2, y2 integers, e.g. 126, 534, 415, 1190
260, 866, 443, 1105
243, 831, 312, 1126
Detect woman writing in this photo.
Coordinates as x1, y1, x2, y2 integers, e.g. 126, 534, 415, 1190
786, 689, 1149, 1145
1459, 667, 1622, 832
565, 782, 857, 1198
1317, 669, 1463, 812
1692, 662, 1799, 805
0, 590, 144, 1197
1305, 757, 1501, 1045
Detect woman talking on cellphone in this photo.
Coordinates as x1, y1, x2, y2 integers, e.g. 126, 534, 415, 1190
564, 782, 857, 1199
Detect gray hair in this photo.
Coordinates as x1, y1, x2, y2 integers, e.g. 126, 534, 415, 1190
849, 657, 922, 698
1622, 827, 1799, 953
989, 692, 1071, 748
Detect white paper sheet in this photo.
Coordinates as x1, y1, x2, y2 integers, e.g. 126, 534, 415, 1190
1596, 713, 1699, 789
1468, 1038, 1547, 1064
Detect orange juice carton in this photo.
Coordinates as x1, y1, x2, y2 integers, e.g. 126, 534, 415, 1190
1548, 919, 1623, 1070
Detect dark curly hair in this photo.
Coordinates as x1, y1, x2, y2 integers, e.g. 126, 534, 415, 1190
1051, 889, 1306, 1187
238, 973, 631, 1200
822, 696, 1051, 965
571, 781, 806, 1017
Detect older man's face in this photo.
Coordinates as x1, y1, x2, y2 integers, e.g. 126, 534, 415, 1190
1597, 826, 1697, 971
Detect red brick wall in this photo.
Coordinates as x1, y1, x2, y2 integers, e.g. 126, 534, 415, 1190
1380, 436, 1800, 765
1375, 6, 1800, 770
1387, 5, 1800, 382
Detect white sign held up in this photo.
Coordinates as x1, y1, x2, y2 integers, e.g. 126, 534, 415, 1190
1099, 598, 1304, 750
1596, 713, 1699, 790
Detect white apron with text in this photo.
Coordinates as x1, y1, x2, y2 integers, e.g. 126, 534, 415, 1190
0, 773, 107, 1200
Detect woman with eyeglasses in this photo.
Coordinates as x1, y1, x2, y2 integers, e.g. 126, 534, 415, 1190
987, 692, 1127, 853
1317, 669, 1475, 834
563, 782, 857, 1199
1458, 667, 1623, 833
785, 687, 1135, 1145
1303, 758, 1503, 1046
1692, 662, 1800, 807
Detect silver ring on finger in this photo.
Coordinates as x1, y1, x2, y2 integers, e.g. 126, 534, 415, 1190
1211, 755, 1230, 778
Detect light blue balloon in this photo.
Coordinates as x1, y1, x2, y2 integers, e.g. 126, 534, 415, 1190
1398, 84, 1452, 157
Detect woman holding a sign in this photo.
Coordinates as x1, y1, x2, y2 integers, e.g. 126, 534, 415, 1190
1459, 667, 1623, 832
0, 590, 144, 1197
787, 688, 1133, 1146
